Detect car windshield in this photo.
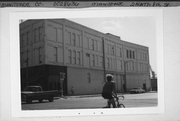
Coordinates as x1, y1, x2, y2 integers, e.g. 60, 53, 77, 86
24, 86, 41, 92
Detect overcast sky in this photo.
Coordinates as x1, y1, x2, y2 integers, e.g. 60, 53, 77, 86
69, 17, 157, 73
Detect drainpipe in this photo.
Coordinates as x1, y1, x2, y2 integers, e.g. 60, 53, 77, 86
102, 37, 106, 82
123, 60, 127, 92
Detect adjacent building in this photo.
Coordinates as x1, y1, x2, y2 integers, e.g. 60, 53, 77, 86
20, 19, 151, 95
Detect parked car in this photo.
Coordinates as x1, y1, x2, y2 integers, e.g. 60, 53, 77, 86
21, 86, 58, 104
129, 87, 145, 94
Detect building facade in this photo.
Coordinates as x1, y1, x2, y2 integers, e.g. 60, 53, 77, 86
20, 19, 151, 95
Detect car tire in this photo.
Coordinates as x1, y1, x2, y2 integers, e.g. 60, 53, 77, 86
48, 97, 54, 102
26, 98, 32, 104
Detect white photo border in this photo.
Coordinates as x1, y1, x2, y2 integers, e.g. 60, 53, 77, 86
9, 8, 164, 117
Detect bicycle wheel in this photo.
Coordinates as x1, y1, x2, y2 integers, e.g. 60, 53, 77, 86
117, 104, 125, 108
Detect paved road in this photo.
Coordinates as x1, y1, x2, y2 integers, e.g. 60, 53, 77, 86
22, 92, 157, 110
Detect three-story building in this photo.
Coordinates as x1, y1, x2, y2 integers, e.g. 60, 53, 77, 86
20, 19, 151, 95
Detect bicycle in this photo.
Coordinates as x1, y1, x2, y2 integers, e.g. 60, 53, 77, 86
114, 95, 125, 108
103, 95, 125, 108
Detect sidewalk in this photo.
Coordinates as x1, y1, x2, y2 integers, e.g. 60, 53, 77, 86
54, 91, 157, 99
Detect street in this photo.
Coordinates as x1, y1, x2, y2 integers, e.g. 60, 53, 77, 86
22, 92, 157, 110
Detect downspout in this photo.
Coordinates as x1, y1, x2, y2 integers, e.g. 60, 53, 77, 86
102, 37, 106, 82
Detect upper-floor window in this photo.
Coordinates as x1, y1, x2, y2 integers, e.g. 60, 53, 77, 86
77, 34, 81, 47
57, 28, 63, 43
111, 46, 115, 55
68, 49, 72, 64
132, 51, 135, 59
38, 47, 43, 64
126, 49, 135, 59
126, 50, 129, 58
94, 40, 98, 51
92, 54, 95, 67
67, 31, 71, 45
77, 51, 81, 65
54, 47, 58, 62
38, 26, 43, 41
99, 56, 103, 67
72, 50, 76, 64
86, 53, 90, 67
88, 38, 98, 51
22, 33, 26, 47
98, 41, 103, 52
107, 57, 110, 68
95, 55, 98, 66
72, 33, 76, 46
89, 38, 94, 50
34, 28, 38, 43
26, 32, 29, 45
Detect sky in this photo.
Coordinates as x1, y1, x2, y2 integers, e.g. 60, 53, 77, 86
69, 17, 157, 73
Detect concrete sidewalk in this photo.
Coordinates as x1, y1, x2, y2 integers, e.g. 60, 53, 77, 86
55, 91, 157, 100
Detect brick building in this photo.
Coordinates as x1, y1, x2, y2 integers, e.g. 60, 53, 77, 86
20, 19, 151, 95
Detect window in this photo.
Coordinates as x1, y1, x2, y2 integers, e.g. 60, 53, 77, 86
72, 33, 76, 46
26, 32, 29, 45
34, 48, 39, 64
38, 26, 42, 41
38, 47, 42, 64
39, 26, 43, 41
107, 58, 110, 68
54, 47, 58, 62
47, 25, 56, 42
126, 50, 129, 58
68, 49, 72, 64
120, 60, 123, 70
67, 31, 71, 44
21, 34, 24, 47
89, 39, 94, 50
92, 54, 95, 67
110, 58, 113, 69
22, 34, 26, 47
86, 53, 90, 66
129, 50, 131, 58
77, 34, 81, 47
57, 28, 63, 43
72, 50, 76, 64
86, 37, 89, 49
111, 46, 115, 55
99, 56, 103, 67
132, 62, 135, 71
107, 44, 110, 54
120, 48, 122, 57
94, 40, 98, 51
95, 55, 98, 66
98, 41, 102, 52
20, 52, 23, 67
35, 28, 39, 42
77, 51, 81, 65
132, 51, 135, 59
26, 50, 29, 66
20, 34, 23, 48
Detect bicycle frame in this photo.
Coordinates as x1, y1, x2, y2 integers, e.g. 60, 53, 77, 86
115, 95, 125, 108
104, 95, 125, 108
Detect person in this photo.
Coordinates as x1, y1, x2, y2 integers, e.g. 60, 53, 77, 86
102, 74, 117, 108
